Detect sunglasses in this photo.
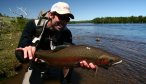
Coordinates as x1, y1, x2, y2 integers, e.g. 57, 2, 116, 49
55, 13, 70, 22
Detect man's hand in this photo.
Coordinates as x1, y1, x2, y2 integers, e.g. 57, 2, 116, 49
16, 46, 36, 60
80, 60, 96, 70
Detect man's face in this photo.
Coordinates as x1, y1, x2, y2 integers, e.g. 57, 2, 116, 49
51, 13, 70, 31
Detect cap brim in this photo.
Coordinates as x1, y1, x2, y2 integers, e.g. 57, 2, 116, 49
59, 13, 74, 19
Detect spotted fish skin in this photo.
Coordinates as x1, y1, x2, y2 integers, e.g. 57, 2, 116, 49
35, 45, 122, 69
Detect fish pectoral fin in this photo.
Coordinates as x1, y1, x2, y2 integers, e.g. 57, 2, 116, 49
63, 67, 70, 78
94, 65, 98, 77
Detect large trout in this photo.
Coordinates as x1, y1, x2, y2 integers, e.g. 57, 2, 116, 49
35, 45, 122, 69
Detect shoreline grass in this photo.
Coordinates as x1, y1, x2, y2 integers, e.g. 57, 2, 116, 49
0, 16, 26, 80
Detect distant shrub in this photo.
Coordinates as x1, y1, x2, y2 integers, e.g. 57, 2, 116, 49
0, 13, 3, 17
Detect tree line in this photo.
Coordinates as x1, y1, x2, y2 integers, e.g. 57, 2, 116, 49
92, 16, 146, 23
69, 16, 146, 24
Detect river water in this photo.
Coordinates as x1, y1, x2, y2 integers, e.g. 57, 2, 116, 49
67, 23, 146, 84
1, 23, 146, 84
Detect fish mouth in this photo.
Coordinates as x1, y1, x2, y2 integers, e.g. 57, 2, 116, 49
112, 60, 122, 66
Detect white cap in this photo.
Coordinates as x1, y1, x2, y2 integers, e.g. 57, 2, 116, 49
50, 2, 74, 19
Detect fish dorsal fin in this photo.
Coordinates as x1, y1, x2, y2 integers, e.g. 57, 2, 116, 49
53, 45, 70, 52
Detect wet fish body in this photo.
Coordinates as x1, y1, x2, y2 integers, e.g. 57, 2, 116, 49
35, 45, 122, 69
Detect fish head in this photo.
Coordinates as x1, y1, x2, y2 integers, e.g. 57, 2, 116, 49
96, 54, 122, 69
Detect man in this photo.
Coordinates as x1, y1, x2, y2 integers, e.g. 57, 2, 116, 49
15, 2, 96, 84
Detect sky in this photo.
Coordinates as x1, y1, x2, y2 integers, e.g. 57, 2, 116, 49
0, 0, 146, 21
